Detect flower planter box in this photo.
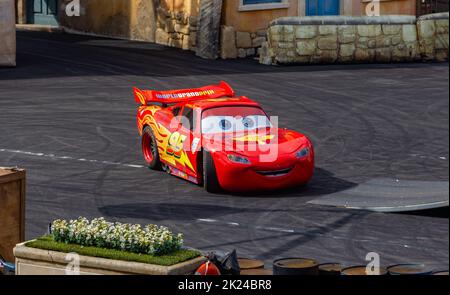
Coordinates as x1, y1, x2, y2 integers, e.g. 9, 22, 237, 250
14, 242, 206, 275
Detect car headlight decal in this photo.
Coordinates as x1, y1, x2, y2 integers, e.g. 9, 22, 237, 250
227, 154, 251, 165
296, 147, 310, 159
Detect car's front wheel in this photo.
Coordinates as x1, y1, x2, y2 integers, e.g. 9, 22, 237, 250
142, 126, 162, 170
203, 150, 221, 193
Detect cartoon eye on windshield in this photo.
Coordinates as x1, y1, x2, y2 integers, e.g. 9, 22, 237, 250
219, 119, 232, 130
201, 115, 272, 134
242, 117, 255, 128
203, 121, 214, 133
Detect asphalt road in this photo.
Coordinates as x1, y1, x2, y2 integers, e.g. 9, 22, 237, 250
0, 31, 448, 270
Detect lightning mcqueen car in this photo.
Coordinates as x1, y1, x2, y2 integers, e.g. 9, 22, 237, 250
134, 82, 314, 192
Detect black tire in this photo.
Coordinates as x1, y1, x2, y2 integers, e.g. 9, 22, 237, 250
203, 150, 221, 193
142, 126, 162, 170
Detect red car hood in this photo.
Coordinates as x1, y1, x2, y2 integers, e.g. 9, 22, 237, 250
202, 128, 309, 156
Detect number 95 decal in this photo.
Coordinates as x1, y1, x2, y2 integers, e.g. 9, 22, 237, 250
166, 132, 186, 158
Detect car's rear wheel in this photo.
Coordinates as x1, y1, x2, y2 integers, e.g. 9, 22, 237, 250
203, 150, 221, 193
142, 126, 162, 170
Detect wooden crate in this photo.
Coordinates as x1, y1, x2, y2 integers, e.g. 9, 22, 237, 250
0, 167, 26, 262
0, 0, 16, 66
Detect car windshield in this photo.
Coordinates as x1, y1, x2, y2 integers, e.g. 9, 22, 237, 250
201, 106, 272, 134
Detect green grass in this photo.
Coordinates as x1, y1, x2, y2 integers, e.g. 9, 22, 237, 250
26, 236, 201, 266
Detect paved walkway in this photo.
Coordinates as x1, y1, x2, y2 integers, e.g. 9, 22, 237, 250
0, 31, 448, 269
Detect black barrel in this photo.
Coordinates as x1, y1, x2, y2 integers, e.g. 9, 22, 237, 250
241, 268, 273, 275
341, 265, 387, 275
238, 258, 265, 270
387, 264, 433, 275
273, 258, 319, 275
318, 263, 342, 275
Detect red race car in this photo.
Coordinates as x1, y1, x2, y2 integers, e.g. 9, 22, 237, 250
134, 82, 314, 192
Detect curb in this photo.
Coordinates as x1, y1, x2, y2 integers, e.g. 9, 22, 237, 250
14, 242, 206, 275
16, 24, 63, 33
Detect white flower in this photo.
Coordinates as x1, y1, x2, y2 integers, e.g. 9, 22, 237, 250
50, 217, 183, 256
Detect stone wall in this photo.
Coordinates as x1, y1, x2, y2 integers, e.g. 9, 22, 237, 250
260, 15, 425, 65
260, 14, 449, 65
0, 0, 16, 67
417, 12, 449, 62
155, 4, 198, 51
220, 26, 267, 59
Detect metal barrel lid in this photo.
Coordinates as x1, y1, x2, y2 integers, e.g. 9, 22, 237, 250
318, 263, 342, 275
341, 265, 388, 275
0, 258, 15, 273
273, 258, 319, 275
387, 264, 433, 275
240, 268, 273, 276
433, 270, 449, 275
238, 258, 265, 270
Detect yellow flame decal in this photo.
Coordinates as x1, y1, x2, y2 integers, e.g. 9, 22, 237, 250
137, 92, 146, 105
139, 107, 194, 172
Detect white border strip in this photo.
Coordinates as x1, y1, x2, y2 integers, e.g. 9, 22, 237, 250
0, 148, 145, 169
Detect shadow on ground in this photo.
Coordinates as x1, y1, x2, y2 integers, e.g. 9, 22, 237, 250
227, 167, 357, 197
398, 206, 449, 219
98, 167, 357, 221
1, 31, 447, 81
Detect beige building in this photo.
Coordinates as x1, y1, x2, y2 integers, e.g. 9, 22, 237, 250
14, 0, 449, 59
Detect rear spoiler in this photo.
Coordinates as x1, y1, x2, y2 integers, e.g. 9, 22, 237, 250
133, 81, 235, 105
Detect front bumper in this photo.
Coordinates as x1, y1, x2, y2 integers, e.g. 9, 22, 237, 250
212, 151, 314, 192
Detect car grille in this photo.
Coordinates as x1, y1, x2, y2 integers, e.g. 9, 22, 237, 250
256, 167, 293, 177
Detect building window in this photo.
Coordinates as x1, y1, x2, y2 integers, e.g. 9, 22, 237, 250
239, 0, 290, 12
416, 0, 450, 16
244, 0, 282, 3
